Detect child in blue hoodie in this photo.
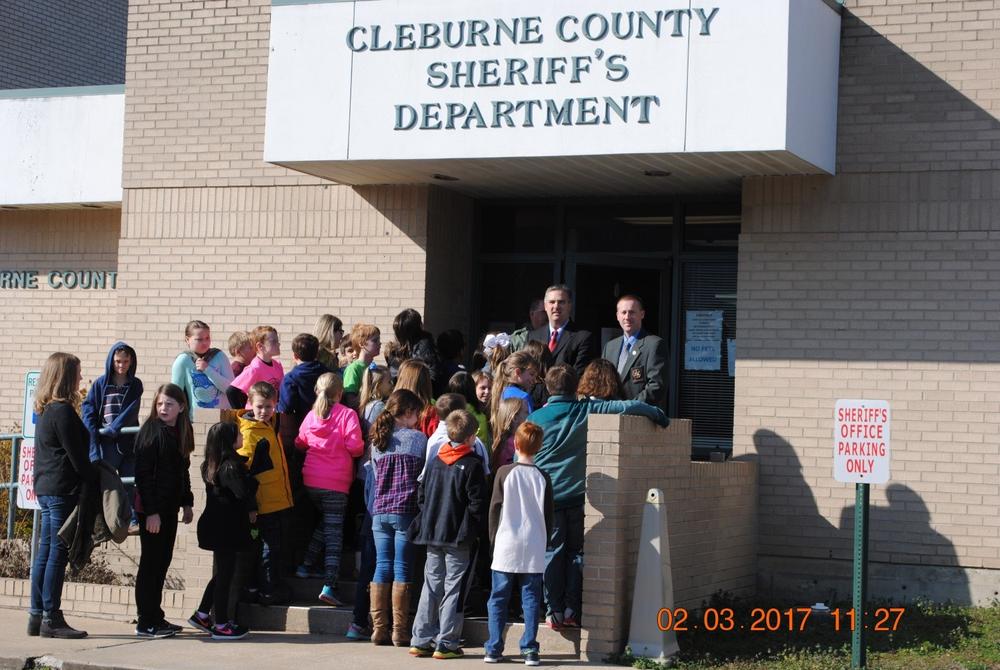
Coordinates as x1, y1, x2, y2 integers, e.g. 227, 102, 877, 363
82, 341, 144, 529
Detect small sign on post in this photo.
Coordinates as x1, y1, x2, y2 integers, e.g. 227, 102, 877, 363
834, 399, 890, 484
834, 399, 891, 669
16, 438, 39, 510
23, 371, 41, 439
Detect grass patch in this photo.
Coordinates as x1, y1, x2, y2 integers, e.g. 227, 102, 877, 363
609, 594, 1000, 670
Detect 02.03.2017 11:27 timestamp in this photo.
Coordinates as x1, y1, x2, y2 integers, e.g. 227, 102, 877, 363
656, 607, 906, 632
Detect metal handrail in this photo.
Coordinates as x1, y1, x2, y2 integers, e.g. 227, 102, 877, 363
2, 426, 140, 539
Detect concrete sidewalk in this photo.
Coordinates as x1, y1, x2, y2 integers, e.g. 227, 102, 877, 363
0, 608, 609, 670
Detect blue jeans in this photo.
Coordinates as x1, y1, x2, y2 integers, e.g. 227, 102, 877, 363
352, 513, 377, 627
371, 513, 415, 583
30, 494, 77, 615
486, 571, 543, 656
544, 505, 584, 618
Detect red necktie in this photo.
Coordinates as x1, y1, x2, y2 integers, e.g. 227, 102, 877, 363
548, 330, 558, 353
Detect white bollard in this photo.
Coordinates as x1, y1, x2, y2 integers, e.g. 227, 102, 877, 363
626, 488, 680, 662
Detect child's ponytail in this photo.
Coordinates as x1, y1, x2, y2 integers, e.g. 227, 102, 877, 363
371, 389, 423, 453
312, 372, 343, 419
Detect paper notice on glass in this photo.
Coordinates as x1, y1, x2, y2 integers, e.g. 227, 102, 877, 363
684, 340, 721, 371
685, 310, 723, 341
684, 310, 723, 371
727, 339, 736, 377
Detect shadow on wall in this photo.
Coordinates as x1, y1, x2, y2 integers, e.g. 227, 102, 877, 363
752, 429, 844, 560
837, 10, 1000, 175
752, 430, 973, 605
839, 483, 971, 605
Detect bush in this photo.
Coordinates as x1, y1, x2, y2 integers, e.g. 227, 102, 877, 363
1, 429, 35, 542
0, 539, 123, 586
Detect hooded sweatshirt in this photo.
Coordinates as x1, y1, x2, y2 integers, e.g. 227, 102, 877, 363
82, 341, 143, 462
407, 442, 487, 548
295, 403, 364, 494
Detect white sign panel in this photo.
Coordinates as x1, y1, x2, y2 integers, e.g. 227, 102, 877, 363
265, 0, 840, 172
16, 438, 39, 510
0, 89, 124, 206
834, 399, 891, 485
23, 370, 40, 439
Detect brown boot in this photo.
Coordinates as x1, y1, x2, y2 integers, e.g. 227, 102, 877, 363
369, 582, 392, 646
391, 582, 414, 647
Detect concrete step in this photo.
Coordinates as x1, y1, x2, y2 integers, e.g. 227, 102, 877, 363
238, 603, 581, 657
286, 576, 358, 604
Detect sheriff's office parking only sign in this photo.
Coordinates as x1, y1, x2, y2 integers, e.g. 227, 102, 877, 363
834, 399, 890, 484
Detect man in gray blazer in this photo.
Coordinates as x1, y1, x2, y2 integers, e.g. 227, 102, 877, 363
602, 295, 668, 406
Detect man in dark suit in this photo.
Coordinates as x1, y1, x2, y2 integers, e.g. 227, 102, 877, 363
602, 295, 668, 406
528, 284, 595, 376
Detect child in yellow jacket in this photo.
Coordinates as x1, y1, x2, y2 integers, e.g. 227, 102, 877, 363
236, 382, 293, 604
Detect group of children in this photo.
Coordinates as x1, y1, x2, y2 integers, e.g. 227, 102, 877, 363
72, 312, 663, 662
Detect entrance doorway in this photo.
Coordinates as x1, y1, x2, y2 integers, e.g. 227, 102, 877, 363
473, 199, 738, 457
571, 259, 669, 376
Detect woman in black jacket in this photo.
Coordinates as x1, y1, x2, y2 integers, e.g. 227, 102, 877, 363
28, 352, 96, 639
133, 383, 194, 638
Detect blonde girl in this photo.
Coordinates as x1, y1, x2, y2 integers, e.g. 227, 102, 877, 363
490, 351, 539, 428
295, 373, 363, 606
313, 314, 345, 372
346, 363, 393, 641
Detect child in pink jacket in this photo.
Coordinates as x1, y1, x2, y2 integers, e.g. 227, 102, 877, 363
294, 373, 363, 606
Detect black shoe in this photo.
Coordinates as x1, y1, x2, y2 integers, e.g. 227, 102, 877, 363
258, 589, 290, 607
135, 623, 177, 638
40, 611, 88, 639
159, 619, 183, 633
27, 613, 41, 637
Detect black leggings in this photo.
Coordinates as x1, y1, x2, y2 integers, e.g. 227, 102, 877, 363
198, 551, 239, 624
136, 511, 179, 628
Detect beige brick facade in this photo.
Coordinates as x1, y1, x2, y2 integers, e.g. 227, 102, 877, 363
581, 415, 757, 660
2, 0, 998, 652
0, 209, 121, 430
732, 1, 1000, 604
123, 0, 324, 188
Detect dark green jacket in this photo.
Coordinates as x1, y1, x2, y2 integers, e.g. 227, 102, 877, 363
525, 396, 668, 509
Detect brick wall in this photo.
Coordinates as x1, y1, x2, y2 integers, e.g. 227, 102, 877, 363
837, 1, 1000, 174
0, 209, 121, 429
116, 184, 430, 400
730, 1, 1000, 603
581, 415, 757, 660
0, 0, 127, 89
123, 0, 325, 188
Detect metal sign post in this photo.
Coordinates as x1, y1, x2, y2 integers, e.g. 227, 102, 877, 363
852, 482, 869, 668
834, 399, 890, 670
